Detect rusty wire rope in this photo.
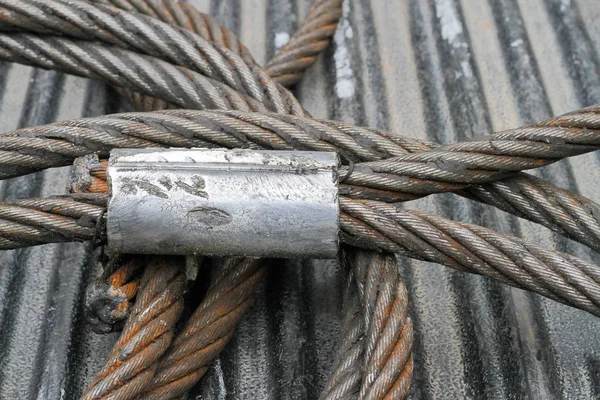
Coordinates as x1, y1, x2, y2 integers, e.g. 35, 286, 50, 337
81, 256, 186, 400
85, 256, 142, 334
140, 258, 265, 400
71, 144, 268, 399
0, 1, 416, 399
264, 0, 344, 86
321, 250, 413, 400
0, 0, 597, 240
0, 109, 599, 256
340, 199, 600, 317
0, 21, 597, 252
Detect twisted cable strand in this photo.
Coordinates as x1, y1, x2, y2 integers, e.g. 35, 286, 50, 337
1, 8, 598, 253
321, 249, 413, 400
11, 195, 600, 318
89, 0, 253, 62
81, 256, 186, 400
89, 0, 341, 88
140, 258, 265, 400
264, 0, 344, 86
319, 270, 363, 400
2, 31, 599, 253
0, 33, 270, 114
0, 194, 106, 248
340, 198, 600, 317
349, 250, 412, 400
0, 110, 418, 179
0, 0, 305, 116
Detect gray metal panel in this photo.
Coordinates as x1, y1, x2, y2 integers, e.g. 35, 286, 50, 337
0, 0, 599, 399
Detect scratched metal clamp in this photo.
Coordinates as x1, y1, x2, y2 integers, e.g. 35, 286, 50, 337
105, 149, 340, 258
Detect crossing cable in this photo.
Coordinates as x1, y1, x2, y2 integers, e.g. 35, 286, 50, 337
0, 1, 597, 247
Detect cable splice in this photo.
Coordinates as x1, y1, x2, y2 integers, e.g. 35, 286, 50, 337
81, 256, 186, 400
1, 109, 600, 256
3, 193, 599, 317
1, 0, 597, 254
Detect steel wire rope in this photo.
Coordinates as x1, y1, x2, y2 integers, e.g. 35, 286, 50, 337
0, 2, 412, 397
0, 2, 596, 396
88, 0, 343, 87
81, 256, 186, 400
320, 249, 413, 400
0, 0, 306, 116
85, 255, 142, 334
50, 1, 343, 391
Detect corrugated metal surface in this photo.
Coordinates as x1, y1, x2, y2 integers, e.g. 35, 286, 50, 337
0, 0, 599, 398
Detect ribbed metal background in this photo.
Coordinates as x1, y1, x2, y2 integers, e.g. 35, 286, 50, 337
0, 0, 599, 398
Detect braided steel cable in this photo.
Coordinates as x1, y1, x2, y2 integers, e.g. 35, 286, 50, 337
352, 250, 412, 400
321, 249, 413, 400
319, 269, 363, 400
86, 0, 342, 87
89, 0, 254, 63
85, 256, 142, 334
0, 194, 106, 249
1, 3, 597, 246
340, 198, 600, 317
69, 157, 265, 400
0, 0, 305, 116
264, 0, 344, 86
88, 0, 256, 111
81, 256, 186, 400
0, 33, 272, 114
1, 107, 598, 186
1, 109, 600, 255
0, 109, 420, 179
88, 0, 341, 88
129, 258, 264, 400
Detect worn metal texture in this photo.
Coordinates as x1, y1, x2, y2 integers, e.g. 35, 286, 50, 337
107, 149, 339, 258
0, 0, 599, 399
